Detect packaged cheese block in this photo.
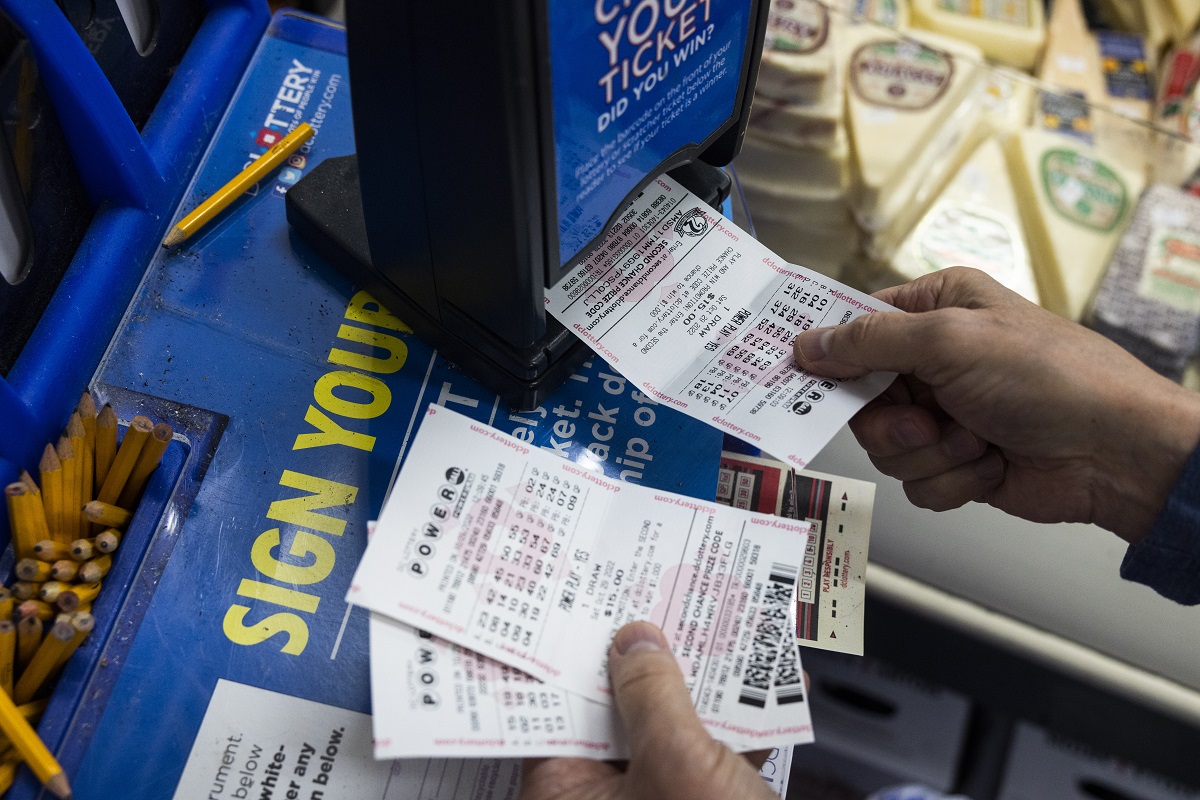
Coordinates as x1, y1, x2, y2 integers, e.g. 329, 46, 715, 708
885, 138, 1041, 303
757, 0, 839, 104
1004, 128, 1145, 320
1094, 0, 1146, 31
736, 129, 851, 196
1037, 0, 1104, 98
1149, 40, 1200, 184
753, 216, 859, 278
909, 0, 1046, 70
1088, 185, 1200, 381
749, 62, 844, 149
1164, 0, 1200, 43
1140, 0, 1175, 60
855, 74, 987, 257
845, 0, 911, 28
979, 66, 1035, 136
1036, 0, 1104, 142
844, 27, 984, 218
1094, 31, 1154, 174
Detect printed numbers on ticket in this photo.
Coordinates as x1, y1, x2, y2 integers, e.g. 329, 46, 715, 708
349, 406, 815, 747
546, 175, 896, 469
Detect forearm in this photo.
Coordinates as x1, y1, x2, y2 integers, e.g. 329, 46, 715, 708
1093, 377, 1200, 544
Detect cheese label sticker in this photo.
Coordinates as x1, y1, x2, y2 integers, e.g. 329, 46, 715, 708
937, 0, 1030, 26
853, 0, 904, 26
1040, 150, 1128, 232
765, 0, 829, 55
849, 40, 954, 110
1139, 226, 1200, 313
917, 205, 1020, 279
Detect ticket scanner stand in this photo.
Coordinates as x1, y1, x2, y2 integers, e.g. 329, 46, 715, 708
287, 0, 770, 410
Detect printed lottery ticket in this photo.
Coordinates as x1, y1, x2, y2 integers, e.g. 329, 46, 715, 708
545, 175, 896, 470
367, 599, 810, 759
349, 405, 815, 748
718, 453, 875, 656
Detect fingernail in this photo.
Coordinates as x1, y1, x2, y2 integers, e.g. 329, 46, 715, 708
894, 419, 929, 449
613, 623, 666, 656
795, 328, 834, 363
975, 450, 1005, 480
943, 426, 982, 461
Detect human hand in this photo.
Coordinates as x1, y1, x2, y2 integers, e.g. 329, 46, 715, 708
518, 622, 776, 800
792, 267, 1200, 544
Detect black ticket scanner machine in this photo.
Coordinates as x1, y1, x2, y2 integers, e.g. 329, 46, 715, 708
287, 0, 770, 410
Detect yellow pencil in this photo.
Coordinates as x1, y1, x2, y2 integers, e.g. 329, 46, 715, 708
95, 529, 121, 554
34, 540, 72, 562
94, 404, 118, 490
56, 583, 100, 613
54, 612, 92, 671
35, 583, 70, 605
77, 396, 97, 538
14, 617, 73, 704
17, 600, 53, 622
116, 421, 172, 509
67, 413, 87, 538
0, 756, 17, 795
77, 555, 111, 584
49, 560, 78, 582
83, 501, 132, 529
0, 620, 15, 697
14, 559, 51, 583
0, 687, 70, 798
67, 539, 95, 562
36, 446, 62, 543
18, 471, 51, 549
54, 437, 77, 543
4, 484, 38, 561
15, 617, 40, 671
163, 122, 313, 247
96, 416, 152, 506
10, 583, 40, 602
0, 587, 13, 621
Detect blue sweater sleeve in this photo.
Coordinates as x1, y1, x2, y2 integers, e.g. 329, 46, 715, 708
1120, 444, 1200, 605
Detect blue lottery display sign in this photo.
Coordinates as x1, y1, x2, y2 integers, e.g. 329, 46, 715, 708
550, 0, 750, 265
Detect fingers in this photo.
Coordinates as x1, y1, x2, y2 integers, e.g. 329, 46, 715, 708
609, 623, 775, 800
608, 622, 707, 763
868, 423, 988, 481
849, 401, 941, 458
902, 448, 1007, 512
795, 267, 1029, 381
518, 758, 616, 800
793, 308, 944, 380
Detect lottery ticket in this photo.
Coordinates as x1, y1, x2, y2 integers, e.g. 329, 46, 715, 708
349, 405, 815, 748
545, 175, 896, 470
368, 614, 626, 759
718, 453, 875, 655
367, 610, 807, 759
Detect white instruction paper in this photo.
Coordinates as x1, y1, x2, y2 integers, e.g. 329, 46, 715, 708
546, 175, 896, 469
350, 405, 815, 749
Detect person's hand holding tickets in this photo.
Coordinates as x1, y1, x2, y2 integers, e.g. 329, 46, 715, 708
519, 622, 776, 800
793, 267, 1200, 544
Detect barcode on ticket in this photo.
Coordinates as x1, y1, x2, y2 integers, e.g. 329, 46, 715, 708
738, 562, 798, 708
772, 640, 806, 705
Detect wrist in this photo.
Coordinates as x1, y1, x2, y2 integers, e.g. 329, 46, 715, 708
1093, 379, 1200, 545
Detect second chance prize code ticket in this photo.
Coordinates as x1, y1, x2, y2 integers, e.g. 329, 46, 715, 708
349, 405, 815, 749
545, 175, 897, 469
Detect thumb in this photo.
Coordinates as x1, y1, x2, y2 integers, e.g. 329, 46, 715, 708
793, 310, 942, 380
610, 623, 774, 800
608, 622, 708, 762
